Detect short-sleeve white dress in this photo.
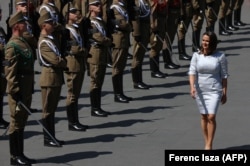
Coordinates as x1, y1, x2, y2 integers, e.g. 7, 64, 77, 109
188, 51, 229, 114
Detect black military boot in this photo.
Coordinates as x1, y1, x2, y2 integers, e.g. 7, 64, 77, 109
178, 38, 192, 60
9, 131, 32, 166
43, 114, 64, 147
192, 30, 201, 52
162, 49, 180, 69
112, 74, 132, 103
0, 96, 9, 129
17, 130, 36, 164
67, 102, 88, 131
150, 56, 166, 78
119, 74, 133, 100
90, 88, 110, 117
219, 18, 233, 36
226, 13, 239, 31
131, 67, 151, 89
234, 8, 246, 26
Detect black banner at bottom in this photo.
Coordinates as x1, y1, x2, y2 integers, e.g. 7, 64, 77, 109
165, 150, 250, 166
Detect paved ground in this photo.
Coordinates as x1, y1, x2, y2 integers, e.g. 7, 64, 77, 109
1, 1, 250, 166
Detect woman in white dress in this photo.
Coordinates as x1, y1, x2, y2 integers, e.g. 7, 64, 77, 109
189, 31, 228, 150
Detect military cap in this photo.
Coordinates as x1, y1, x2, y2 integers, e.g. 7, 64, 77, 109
38, 12, 55, 26
89, 0, 101, 5
8, 11, 27, 28
15, 0, 27, 5
62, 2, 78, 17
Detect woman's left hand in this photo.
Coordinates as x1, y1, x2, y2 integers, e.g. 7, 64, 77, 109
221, 94, 227, 104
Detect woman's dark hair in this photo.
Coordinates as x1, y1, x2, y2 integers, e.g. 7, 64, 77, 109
200, 31, 218, 54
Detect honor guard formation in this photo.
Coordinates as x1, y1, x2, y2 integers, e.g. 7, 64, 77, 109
0, 0, 247, 165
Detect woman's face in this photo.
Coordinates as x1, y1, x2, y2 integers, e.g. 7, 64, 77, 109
202, 34, 210, 51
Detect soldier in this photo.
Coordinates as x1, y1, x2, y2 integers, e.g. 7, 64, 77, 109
166, 0, 192, 63
110, 0, 133, 103
101, 0, 113, 67
192, 0, 206, 51
233, 0, 246, 26
149, 0, 168, 78
14, 0, 39, 113
37, 12, 67, 147
5, 11, 36, 165
205, 0, 222, 32
0, 5, 9, 129
38, 0, 67, 57
7, 0, 38, 47
88, 0, 113, 116
225, 0, 239, 32
131, 0, 152, 89
62, 2, 89, 130
218, 0, 234, 35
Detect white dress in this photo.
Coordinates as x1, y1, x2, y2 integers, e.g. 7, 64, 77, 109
189, 51, 229, 114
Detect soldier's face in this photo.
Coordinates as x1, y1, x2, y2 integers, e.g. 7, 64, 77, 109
69, 12, 78, 22
89, 3, 101, 14
18, 21, 27, 33
45, 21, 55, 33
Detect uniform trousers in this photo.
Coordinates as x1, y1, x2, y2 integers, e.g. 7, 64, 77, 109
89, 64, 106, 91
65, 72, 84, 106
167, 9, 180, 44
192, 0, 206, 31
218, 0, 230, 19
112, 48, 128, 76
8, 75, 33, 134
178, 3, 193, 40
132, 20, 150, 69
206, 0, 222, 28
41, 87, 61, 119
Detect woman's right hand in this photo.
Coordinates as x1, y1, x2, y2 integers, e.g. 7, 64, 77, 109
190, 88, 196, 99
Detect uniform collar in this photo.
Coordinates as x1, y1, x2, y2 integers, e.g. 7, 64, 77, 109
46, 35, 54, 40
95, 17, 102, 21
47, 2, 55, 7
73, 23, 79, 28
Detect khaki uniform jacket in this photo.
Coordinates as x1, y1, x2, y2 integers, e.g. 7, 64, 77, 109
65, 24, 85, 72
111, 1, 132, 48
150, 0, 168, 36
88, 16, 112, 65
4, 36, 34, 94
38, 34, 66, 87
